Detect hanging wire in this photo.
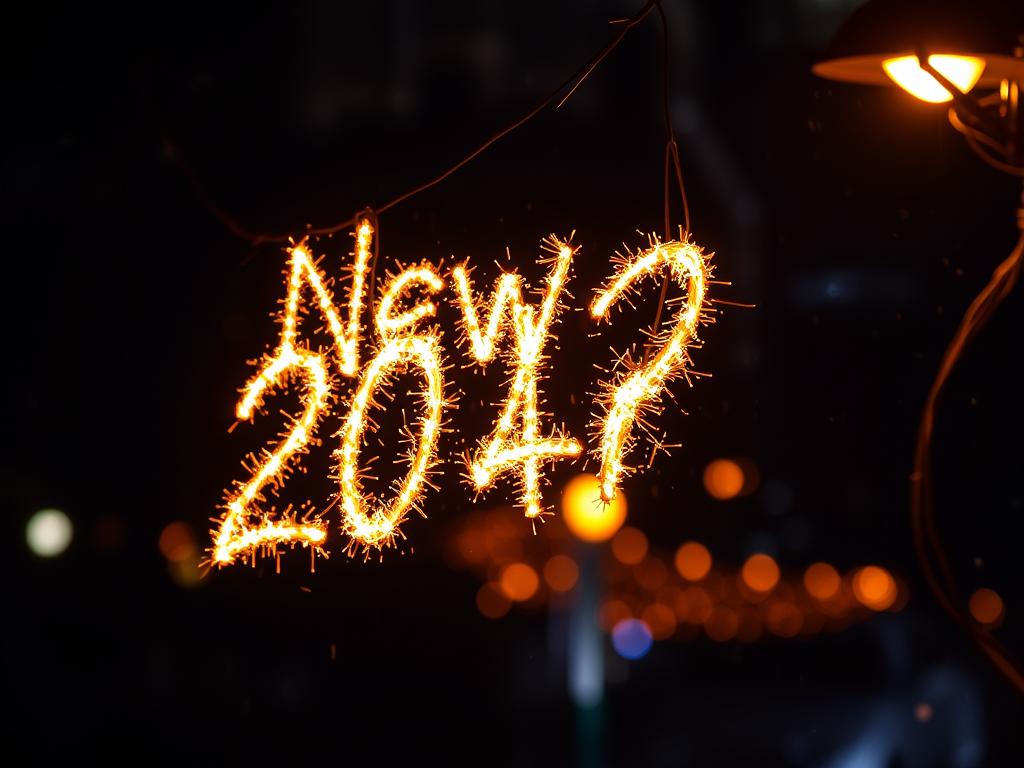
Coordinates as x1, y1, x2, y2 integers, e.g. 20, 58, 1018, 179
911, 181, 1024, 694
644, 0, 691, 360
948, 107, 1024, 177
166, 0, 669, 248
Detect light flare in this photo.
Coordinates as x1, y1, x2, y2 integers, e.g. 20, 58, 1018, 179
589, 235, 711, 502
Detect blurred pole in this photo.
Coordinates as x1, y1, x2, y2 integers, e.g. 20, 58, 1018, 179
568, 543, 604, 768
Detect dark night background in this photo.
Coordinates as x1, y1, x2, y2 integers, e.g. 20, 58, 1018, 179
5, 1, 1023, 765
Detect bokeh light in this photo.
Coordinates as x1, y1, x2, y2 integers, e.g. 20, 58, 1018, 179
683, 587, 713, 624
641, 603, 677, 640
634, 557, 669, 591
599, 599, 632, 631
169, 559, 203, 589
611, 526, 648, 565
159, 521, 197, 563
499, 562, 539, 602
705, 605, 739, 642
852, 565, 897, 611
703, 459, 744, 500
803, 562, 840, 601
476, 583, 511, 619
765, 601, 803, 638
561, 473, 627, 542
674, 541, 712, 581
543, 555, 579, 592
611, 618, 653, 660
969, 587, 1004, 626
26, 509, 73, 557
741, 553, 780, 593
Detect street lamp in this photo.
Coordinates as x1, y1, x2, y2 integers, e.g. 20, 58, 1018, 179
813, 0, 1024, 694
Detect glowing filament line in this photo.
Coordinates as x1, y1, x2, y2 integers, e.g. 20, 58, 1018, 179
213, 241, 348, 565
337, 334, 446, 550
590, 236, 710, 503
452, 267, 522, 363
458, 237, 582, 519
375, 265, 445, 338
338, 219, 375, 376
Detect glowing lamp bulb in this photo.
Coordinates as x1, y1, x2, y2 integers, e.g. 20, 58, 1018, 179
561, 473, 627, 542
881, 54, 985, 103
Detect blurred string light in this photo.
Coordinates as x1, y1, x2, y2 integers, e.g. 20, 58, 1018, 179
675, 541, 712, 581
476, 583, 511, 619
159, 521, 203, 588
589, 236, 712, 503
26, 508, 72, 557
852, 565, 898, 611
611, 618, 654, 660
969, 588, 1005, 626
448, 503, 905, 646
499, 562, 540, 602
803, 561, 841, 601
703, 458, 743, 500
611, 526, 649, 566
456, 237, 582, 520
741, 553, 781, 593
561, 473, 627, 543
543, 555, 579, 592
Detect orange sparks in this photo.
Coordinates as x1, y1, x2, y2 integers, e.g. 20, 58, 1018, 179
336, 332, 447, 552
375, 264, 445, 338
451, 267, 522, 363
456, 237, 582, 519
589, 234, 711, 502
338, 218, 375, 376
212, 222, 725, 570
212, 239, 347, 565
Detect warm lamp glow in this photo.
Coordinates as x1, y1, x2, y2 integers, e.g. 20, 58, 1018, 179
803, 562, 841, 601
703, 459, 744, 500
969, 587, 1004, 626
561, 473, 627, 542
499, 562, 540, 602
741, 553, 780, 593
611, 526, 648, 565
852, 565, 898, 610
881, 54, 985, 103
674, 541, 712, 581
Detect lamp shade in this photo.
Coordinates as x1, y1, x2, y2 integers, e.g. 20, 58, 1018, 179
813, 0, 1024, 87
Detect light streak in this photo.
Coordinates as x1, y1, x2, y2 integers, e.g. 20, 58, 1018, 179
212, 240, 343, 565
590, 235, 711, 503
451, 266, 522, 363
336, 333, 446, 551
456, 237, 582, 519
375, 264, 445, 338
338, 218, 375, 376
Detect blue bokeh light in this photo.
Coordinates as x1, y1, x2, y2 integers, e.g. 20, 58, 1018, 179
611, 618, 653, 660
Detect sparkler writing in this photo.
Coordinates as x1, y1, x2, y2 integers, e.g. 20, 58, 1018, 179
212, 226, 713, 567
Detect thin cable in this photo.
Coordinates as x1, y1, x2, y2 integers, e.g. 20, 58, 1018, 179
911, 200, 1024, 694
170, 0, 661, 247
646, 0, 690, 360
